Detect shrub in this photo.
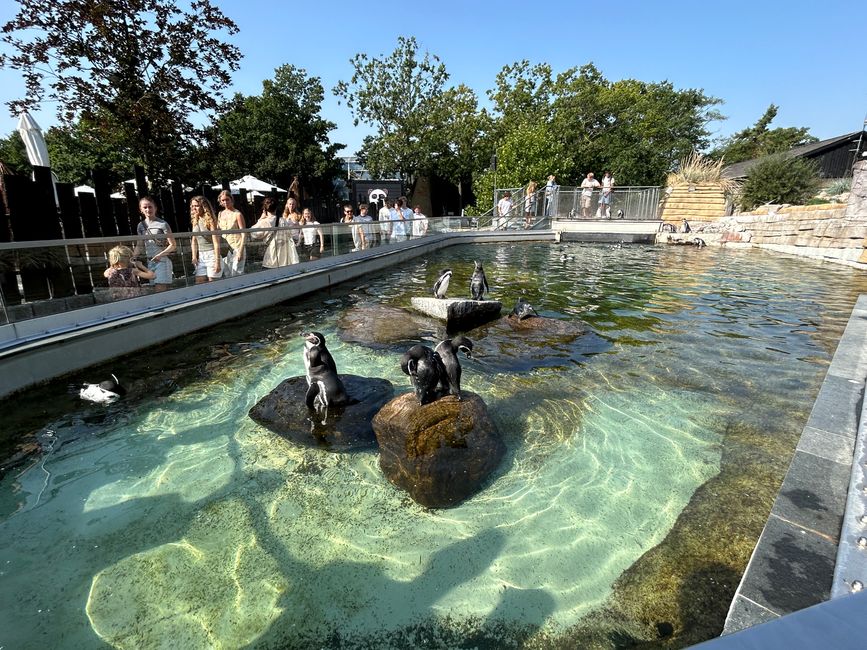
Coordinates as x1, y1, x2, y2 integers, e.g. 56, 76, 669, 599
825, 177, 851, 196
740, 155, 820, 210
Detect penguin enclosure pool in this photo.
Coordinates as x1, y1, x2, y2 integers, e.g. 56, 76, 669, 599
1, 242, 866, 648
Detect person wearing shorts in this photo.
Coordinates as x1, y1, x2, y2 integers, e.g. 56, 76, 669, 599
600, 171, 614, 218
580, 172, 599, 218
190, 196, 223, 283
134, 195, 176, 292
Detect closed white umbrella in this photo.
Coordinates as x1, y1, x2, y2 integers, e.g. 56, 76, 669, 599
17, 111, 50, 168
17, 111, 58, 206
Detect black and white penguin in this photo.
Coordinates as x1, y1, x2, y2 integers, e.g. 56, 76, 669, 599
302, 332, 351, 415
400, 344, 445, 405
510, 297, 539, 320
79, 374, 126, 404
616, 209, 624, 219
432, 269, 452, 299
469, 260, 489, 301
692, 237, 706, 248
434, 336, 473, 401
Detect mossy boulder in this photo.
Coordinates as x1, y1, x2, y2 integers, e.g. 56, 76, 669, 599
249, 375, 394, 451
372, 391, 505, 508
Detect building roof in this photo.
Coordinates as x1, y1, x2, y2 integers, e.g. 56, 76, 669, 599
722, 130, 865, 179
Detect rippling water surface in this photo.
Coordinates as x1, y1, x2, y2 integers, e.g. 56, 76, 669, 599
1, 243, 866, 649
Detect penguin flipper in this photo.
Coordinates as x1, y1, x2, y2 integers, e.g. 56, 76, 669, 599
305, 382, 321, 409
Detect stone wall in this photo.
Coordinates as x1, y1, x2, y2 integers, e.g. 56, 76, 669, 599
658, 160, 867, 269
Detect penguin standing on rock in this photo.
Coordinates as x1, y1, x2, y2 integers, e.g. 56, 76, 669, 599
469, 261, 489, 301
435, 336, 474, 401
302, 332, 351, 416
79, 374, 126, 404
401, 344, 445, 405
433, 269, 452, 299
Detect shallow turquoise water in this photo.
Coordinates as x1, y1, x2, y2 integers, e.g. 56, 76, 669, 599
1, 243, 865, 648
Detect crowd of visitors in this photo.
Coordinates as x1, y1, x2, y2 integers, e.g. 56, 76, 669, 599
113, 170, 614, 299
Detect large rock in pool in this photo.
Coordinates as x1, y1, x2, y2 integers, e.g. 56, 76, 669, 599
372, 391, 505, 508
249, 375, 394, 451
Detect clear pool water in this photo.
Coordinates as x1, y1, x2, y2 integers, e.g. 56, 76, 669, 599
1, 243, 866, 649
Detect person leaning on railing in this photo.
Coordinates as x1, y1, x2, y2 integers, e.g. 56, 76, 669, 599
218, 189, 246, 276
189, 195, 222, 283
412, 205, 429, 237
133, 195, 176, 292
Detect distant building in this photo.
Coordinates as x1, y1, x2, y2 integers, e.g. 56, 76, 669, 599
723, 130, 866, 180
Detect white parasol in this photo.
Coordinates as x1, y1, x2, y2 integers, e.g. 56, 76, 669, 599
17, 111, 58, 205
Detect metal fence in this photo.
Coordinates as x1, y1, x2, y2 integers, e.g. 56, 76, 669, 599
492, 184, 661, 224
0, 216, 474, 325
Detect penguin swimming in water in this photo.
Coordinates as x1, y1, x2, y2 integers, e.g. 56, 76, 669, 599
432, 269, 452, 299
302, 332, 352, 416
509, 297, 539, 320
692, 237, 706, 248
434, 336, 473, 401
469, 260, 489, 301
79, 374, 126, 404
400, 344, 446, 405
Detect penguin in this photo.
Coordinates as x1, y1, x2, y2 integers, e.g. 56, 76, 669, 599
432, 269, 452, 299
616, 209, 624, 219
400, 344, 445, 405
79, 374, 126, 404
469, 260, 489, 301
434, 336, 473, 401
692, 237, 706, 248
509, 297, 539, 321
301, 332, 351, 415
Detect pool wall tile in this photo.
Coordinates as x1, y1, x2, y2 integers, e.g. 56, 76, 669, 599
723, 296, 867, 635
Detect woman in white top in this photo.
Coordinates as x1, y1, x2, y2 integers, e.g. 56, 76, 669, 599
252, 197, 299, 268
411, 205, 429, 237
300, 208, 325, 261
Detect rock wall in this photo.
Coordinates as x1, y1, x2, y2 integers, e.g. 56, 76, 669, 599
659, 160, 867, 269
659, 183, 728, 224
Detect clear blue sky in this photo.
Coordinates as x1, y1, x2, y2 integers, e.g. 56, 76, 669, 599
0, 0, 864, 157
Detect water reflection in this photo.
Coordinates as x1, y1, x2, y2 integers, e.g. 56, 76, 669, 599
1, 243, 866, 648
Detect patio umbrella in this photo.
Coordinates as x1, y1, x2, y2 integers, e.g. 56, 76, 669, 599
17, 111, 58, 205
17, 111, 51, 168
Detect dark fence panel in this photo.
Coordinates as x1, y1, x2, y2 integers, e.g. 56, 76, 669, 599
57, 182, 83, 239
32, 166, 62, 241
79, 193, 101, 237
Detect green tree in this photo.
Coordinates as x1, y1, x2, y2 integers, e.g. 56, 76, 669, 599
0, 0, 242, 181
206, 65, 343, 196
711, 105, 816, 164
334, 37, 452, 185
472, 121, 571, 214
740, 155, 820, 210
0, 131, 29, 174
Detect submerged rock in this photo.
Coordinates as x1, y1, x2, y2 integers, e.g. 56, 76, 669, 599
503, 314, 587, 336
249, 375, 394, 451
372, 391, 505, 508
410, 297, 502, 332
336, 304, 446, 348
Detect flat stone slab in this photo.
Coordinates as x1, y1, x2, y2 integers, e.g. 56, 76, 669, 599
249, 375, 394, 451
410, 297, 502, 332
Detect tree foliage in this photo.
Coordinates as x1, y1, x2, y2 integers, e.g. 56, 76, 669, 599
0, 0, 242, 181
740, 155, 820, 210
334, 37, 452, 181
205, 65, 342, 196
0, 131, 29, 174
711, 105, 816, 164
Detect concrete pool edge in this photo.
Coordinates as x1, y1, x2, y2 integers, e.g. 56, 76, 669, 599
722, 294, 867, 633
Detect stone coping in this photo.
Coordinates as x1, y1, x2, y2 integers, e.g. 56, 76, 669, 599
723, 294, 867, 633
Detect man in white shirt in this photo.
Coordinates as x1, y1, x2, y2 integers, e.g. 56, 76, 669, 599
580, 172, 600, 218
378, 199, 392, 245
496, 191, 514, 229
